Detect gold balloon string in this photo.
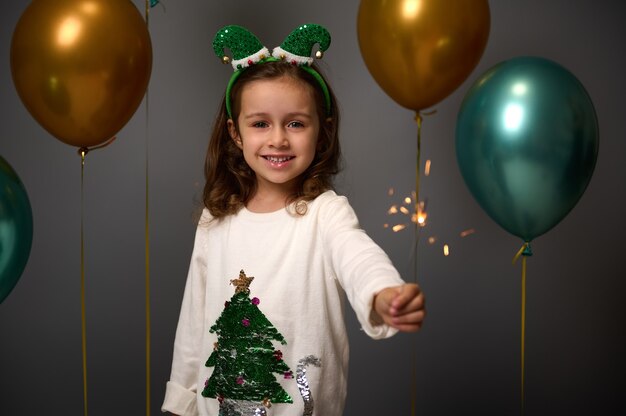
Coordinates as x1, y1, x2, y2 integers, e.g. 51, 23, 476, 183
411, 112, 422, 416
414, 112, 422, 265
77, 140, 115, 416
144, 85, 152, 416
410, 113, 422, 416
512, 242, 532, 414
410, 109, 436, 416
412, 109, 437, 268
144, 3, 152, 415
145, 0, 150, 26
79, 148, 89, 416
144, 113, 152, 415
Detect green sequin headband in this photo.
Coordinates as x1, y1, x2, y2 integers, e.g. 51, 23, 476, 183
212, 24, 332, 119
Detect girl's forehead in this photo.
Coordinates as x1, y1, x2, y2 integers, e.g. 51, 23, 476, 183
239, 76, 316, 108
242, 76, 313, 96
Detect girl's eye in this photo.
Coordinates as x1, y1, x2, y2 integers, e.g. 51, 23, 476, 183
252, 121, 269, 128
287, 121, 304, 128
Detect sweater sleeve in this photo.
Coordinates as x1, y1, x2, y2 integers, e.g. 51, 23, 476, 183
319, 194, 405, 339
161, 211, 211, 415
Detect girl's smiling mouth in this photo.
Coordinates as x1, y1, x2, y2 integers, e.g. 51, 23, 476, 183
263, 155, 295, 164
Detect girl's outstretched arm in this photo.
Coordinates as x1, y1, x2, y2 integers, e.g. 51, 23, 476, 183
372, 283, 426, 332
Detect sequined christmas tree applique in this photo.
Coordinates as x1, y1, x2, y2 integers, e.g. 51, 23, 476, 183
202, 270, 293, 414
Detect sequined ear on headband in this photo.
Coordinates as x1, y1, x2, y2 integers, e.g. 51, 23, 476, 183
272, 24, 331, 65
212, 25, 272, 71
212, 24, 332, 118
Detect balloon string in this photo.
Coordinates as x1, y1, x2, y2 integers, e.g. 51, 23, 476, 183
513, 242, 532, 414
409, 109, 436, 416
410, 113, 424, 416
145, 0, 150, 26
521, 255, 526, 414
410, 342, 417, 416
79, 148, 89, 416
77, 141, 115, 416
411, 109, 435, 267
144, 3, 152, 415
144, 82, 152, 416
414, 113, 422, 276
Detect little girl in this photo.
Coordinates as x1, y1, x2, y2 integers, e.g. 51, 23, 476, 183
162, 24, 425, 416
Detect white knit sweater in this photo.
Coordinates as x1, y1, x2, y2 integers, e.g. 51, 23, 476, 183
162, 191, 404, 416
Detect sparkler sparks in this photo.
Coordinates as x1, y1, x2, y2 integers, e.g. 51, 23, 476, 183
386, 194, 427, 232
384, 160, 475, 256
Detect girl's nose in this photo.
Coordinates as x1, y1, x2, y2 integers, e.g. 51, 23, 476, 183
268, 127, 288, 147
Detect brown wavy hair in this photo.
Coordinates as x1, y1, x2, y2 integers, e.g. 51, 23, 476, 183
203, 60, 341, 218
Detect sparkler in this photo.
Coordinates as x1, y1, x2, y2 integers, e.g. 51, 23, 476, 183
384, 160, 475, 256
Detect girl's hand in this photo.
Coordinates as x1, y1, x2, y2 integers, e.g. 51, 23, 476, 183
372, 283, 425, 332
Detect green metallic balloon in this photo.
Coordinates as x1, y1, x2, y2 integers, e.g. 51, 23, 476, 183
456, 56, 599, 242
0, 156, 33, 304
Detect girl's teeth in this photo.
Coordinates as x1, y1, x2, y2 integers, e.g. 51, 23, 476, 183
267, 156, 291, 162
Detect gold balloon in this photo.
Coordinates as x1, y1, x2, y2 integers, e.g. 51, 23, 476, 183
357, 0, 490, 111
10, 0, 152, 148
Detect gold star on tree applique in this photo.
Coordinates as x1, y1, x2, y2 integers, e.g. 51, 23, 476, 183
230, 270, 254, 294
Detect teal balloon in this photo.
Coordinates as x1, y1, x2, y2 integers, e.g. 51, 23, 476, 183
0, 156, 33, 304
456, 56, 599, 242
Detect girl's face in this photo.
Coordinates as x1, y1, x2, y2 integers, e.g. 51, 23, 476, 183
228, 76, 319, 199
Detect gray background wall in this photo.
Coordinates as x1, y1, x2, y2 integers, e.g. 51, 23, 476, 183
1, 1, 624, 415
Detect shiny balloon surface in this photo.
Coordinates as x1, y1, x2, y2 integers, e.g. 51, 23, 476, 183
11, 0, 152, 148
456, 57, 599, 241
0, 156, 33, 304
357, 0, 490, 111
